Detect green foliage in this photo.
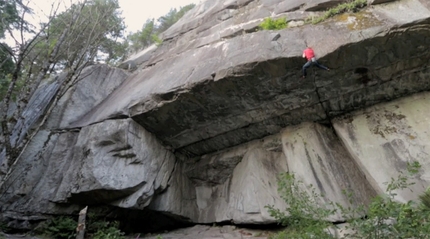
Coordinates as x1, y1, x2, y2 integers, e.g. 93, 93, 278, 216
127, 18, 155, 52
419, 187, 430, 210
127, 4, 195, 52
151, 34, 163, 46
0, 37, 15, 100
34, 213, 125, 239
266, 173, 336, 239
0, 0, 30, 38
86, 213, 125, 239
259, 17, 287, 30
0, 61, 13, 100
156, 5, 195, 33
37, 216, 77, 239
28, 0, 127, 68
308, 0, 368, 24
343, 161, 430, 238
91, 221, 124, 239
268, 161, 430, 239
0, 74, 26, 101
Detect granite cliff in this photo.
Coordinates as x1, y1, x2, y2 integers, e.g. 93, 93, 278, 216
0, 0, 429, 235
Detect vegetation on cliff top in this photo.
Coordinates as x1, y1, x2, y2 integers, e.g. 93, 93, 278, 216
126, 4, 195, 52
308, 0, 368, 24
259, 17, 288, 30
258, 0, 368, 32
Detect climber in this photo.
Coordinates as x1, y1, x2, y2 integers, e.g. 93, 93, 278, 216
302, 47, 330, 78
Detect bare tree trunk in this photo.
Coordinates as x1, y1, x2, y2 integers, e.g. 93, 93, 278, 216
0, 0, 123, 190
76, 206, 88, 239
0, 1, 87, 187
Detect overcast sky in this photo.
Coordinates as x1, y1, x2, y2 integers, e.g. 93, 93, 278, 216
28, 0, 202, 33
118, 0, 202, 33
3, 0, 202, 47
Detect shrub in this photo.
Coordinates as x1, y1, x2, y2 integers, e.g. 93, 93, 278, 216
265, 173, 337, 239
151, 34, 163, 46
259, 17, 287, 30
87, 213, 125, 239
344, 161, 430, 238
268, 161, 430, 239
91, 221, 124, 239
308, 0, 368, 24
37, 216, 77, 239
419, 187, 430, 210
34, 213, 125, 239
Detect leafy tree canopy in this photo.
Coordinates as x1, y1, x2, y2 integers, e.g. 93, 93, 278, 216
0, 0, 127, 164
38, 0, 127, 66
127, 3, 195, 53
0, 0, 30, 99
0, 44, 14, 98
0, 0, 21, 38
0, 0, 195, 185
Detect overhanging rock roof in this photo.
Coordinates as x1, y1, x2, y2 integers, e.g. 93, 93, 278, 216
71, 0, 430, 158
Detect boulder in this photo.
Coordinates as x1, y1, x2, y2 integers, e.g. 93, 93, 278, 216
54, 119, 176, 209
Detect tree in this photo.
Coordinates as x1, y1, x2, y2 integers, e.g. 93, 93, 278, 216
26, 0, 127, 71
0, 0, 31, 99
126, 3, 195, 54
267, 162, 430, 239
0, 0, 31, 38
127, 18, 156, 53
0, 45, 14, 99
157, 4, 195, 33
0, 0, 127, 188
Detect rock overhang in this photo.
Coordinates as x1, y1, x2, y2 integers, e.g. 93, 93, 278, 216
71, 0, 430, 158
132, 25, 430, 158
2, 0, 430, 231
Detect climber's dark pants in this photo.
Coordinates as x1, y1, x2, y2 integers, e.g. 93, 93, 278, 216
302, 58, 329, 77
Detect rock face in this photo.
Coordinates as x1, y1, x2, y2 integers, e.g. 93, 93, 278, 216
1, 0, 430, 234
333, 92, 430, 202
282, 122, 376, 221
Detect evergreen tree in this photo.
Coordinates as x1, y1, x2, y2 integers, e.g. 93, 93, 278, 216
126, 3, 195, 53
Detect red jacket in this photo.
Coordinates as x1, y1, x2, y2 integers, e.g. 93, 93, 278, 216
303, 48, 315, 61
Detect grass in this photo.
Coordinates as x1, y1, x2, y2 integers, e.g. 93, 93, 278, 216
259, 17, 288, 30
307, 0, 368, 24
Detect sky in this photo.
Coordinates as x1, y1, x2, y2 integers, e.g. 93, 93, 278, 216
4, 0, 202, 48
28, 0, 202, 33
118, 0, 202, 33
